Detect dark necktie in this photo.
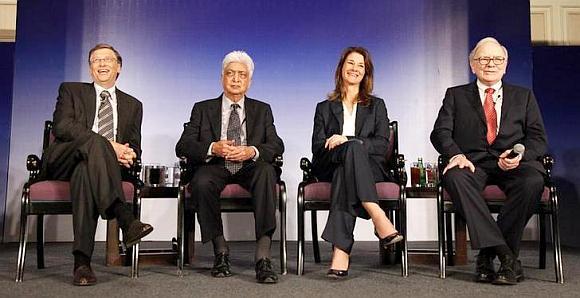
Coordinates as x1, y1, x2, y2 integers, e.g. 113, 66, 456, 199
483, 88, 497, 144
225, 103, 242, 174
98, 90, 114, 141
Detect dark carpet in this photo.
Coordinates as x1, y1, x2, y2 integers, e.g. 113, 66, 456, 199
1, 241, 578, 297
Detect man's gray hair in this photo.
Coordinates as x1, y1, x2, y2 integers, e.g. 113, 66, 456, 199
222, 50, 255, 78
468, 37, 509, 61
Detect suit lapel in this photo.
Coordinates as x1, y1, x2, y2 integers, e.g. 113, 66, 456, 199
209, 96, 222, 140
116, 89, 128, 141
84, 84, 97, 128
331, 101, 344, 133
468, 82, 486, 126
355, 102, 370, 136
498, 83, 512, 136
245, 97, 256, 142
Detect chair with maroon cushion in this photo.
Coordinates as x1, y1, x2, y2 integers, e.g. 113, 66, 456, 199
15, 121, 143, 282
175, 133, 287, 276
436, 155, 564, 283
296, 120, 408, 276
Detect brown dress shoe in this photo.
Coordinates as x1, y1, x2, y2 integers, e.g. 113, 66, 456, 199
73, 265, 97, 286
124, 220, 154, 247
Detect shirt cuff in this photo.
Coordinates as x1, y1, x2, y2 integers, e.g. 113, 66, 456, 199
205, 142, 215, 163
251, 146, 260, 161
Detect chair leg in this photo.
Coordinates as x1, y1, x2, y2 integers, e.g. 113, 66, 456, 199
279, 187, 288, 275
131, 243, 139, 278
437, 188, 446, 279
187, 211, 196, 266
399, 195, 408, 277
15, 198, 29, 283
539, 213, 546, 269
311, 210, 321, 263
550, 190, 564, 283
297, 192, 305, 276
177, 188, 185, 277
36, 214, 45, 269
445, 213, 454, 266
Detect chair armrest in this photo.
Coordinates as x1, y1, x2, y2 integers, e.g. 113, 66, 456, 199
178, 156, 193, 186
541, 154, 555, 184
299, 157, 317, 183
437, 155, 449, 178
394, 154, 407, 185
273, 155, 283, 167
122, 158, 144, 188
26, 154, 41, 180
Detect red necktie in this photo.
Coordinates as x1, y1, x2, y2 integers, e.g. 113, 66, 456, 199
483, 88, 497, 144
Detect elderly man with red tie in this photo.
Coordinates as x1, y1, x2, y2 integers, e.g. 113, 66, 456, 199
431, 37, 548, 285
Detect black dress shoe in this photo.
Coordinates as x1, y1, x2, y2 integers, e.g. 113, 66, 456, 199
124, 220, 154, 247
211, 252, 232, 278
73, 265, 97, 286
376, 231, 404, 249
327, 268, 349, 279
255, 258, 278, 284
474, 253, 495, 283
492, 254, 518, 285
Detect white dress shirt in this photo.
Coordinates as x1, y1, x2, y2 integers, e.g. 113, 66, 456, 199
477, 80, 503, 133
341, 101, 357, 136
91, 83, 118, 141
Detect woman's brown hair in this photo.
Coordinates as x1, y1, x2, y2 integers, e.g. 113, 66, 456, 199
327, 46, 374, 106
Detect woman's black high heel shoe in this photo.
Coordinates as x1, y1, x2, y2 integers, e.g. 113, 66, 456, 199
327, 268, 349, 279
375, 231, 404, 250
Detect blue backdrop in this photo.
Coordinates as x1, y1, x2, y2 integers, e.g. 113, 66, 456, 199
3, 0, 534, 242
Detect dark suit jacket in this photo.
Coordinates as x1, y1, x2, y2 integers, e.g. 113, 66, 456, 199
311, 96, 390, 181
175, 95, 284, 167
430, 81, 547, 172
45, 82, 143, 166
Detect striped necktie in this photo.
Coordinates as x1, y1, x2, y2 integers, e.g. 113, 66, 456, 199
225, 103, 242, 174
98, 90, 114, 141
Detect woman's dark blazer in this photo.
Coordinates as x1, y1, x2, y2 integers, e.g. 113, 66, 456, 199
311, 96, 390, 182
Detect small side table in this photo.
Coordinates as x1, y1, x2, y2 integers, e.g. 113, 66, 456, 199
106, 186, 179, 266
405, 186, 467, 266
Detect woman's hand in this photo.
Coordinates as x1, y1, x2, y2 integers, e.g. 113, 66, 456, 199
325, 134, 348, 150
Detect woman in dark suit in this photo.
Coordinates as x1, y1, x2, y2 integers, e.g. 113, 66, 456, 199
311, 47, 403, 278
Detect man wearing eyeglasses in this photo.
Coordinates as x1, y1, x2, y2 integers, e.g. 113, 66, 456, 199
176, 50, 284, 283
43, 43, 153, 286
431, 37, 548, 285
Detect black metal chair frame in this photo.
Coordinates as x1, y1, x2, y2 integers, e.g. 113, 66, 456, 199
436, 154, 564, 283
296, 120, 408, 276
15, 120, 143, 282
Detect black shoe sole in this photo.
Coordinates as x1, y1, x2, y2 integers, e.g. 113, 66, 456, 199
257, 276, 278, 284
211, 271, 232, 278
492, 278, 518, 285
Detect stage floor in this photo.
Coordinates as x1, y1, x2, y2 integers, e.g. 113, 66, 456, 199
1, 241, 578, 297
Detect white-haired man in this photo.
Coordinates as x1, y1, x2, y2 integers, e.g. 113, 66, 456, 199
176, 50, 284, 283
431, 37, 548, 285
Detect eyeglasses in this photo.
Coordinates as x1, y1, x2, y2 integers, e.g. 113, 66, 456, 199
224, 70, 248, 80
90, 57, 117, 65
473, 56, 506, 65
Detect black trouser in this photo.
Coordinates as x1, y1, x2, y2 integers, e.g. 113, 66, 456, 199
319, 141, 383, 254
189, 161, 277, 243
443, 163, 544, 256
46, 133, 126, 258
